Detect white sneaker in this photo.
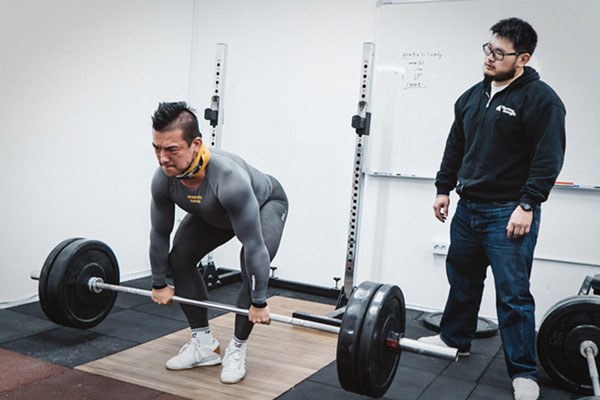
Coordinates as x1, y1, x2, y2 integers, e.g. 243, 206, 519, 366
513, 377, 539, 400
165, 337, 221, 370
220, 345, 246, 384
417, 334, 470, 356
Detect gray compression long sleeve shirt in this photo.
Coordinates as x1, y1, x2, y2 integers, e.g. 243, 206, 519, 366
149, 148, 273, 304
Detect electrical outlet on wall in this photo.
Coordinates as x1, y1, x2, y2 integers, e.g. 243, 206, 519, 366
433, 242, 449, 255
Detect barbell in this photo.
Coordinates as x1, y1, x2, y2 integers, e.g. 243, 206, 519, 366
536, 275, 600, 398
31, 238, 458, 398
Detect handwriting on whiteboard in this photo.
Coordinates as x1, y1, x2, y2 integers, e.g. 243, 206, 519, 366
401, 51, 443, 90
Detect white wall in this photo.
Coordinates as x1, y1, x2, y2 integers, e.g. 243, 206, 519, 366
2, 0, 598, 330
185, 0, 377, 287
0, 0, 195, 305
0, 0, 377, 306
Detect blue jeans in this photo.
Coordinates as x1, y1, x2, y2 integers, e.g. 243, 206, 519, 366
439, 199, 540, 380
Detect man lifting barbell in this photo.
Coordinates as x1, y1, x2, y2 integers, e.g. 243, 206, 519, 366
149, 101, 288, 384
33, 237, 459, 398
30, 97, 459, 398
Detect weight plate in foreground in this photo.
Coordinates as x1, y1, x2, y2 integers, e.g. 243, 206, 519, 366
38, 237, 83, 319
336, 281, 382, 395
358, 284, 405, 398
537, 295, 600, 395
41, 238, 120, 329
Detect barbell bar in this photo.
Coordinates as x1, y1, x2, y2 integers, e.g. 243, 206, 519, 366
87, 277, 341, 334
31, 238, 458, 398
29, 273, 458, 362
581, 341, 600, 396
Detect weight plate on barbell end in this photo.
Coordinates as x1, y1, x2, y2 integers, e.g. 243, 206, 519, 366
336, 281, 383, 395
38, 237, 83, 319
357, 284, 406, 398
564, 325, 600, 368
537, 295, 600, 395
41, 238, 120, 329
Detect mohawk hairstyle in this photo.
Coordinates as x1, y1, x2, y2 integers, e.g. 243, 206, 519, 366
152, 101, 202, 145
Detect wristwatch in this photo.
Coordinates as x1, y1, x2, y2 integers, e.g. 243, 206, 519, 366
519, 202, 533, 212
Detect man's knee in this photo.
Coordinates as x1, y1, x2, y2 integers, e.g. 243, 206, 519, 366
235, 289, 252, 309
167, 248, 199, 275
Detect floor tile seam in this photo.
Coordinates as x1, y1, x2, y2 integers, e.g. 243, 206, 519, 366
436, 368, 480, 385
463, 384, 479, 399
300, 377, 398, 399
2, 307, 47, 319
414, 376, 435, 399
121, 307, 198, 323
472, 358, 510, 391
0, 325, 66, 347
42, 334, 141, 369
83, 331, 147, 348
415, 374, 481, 400
399, 360, 459, 376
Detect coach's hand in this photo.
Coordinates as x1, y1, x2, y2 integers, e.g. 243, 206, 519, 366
506, 207, 533, 240
433, 195, 450, 223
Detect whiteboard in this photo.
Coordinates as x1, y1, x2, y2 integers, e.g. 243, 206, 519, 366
369, 0, 600, 186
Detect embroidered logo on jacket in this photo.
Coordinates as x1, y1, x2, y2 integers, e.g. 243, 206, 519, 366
496, 105, 516, 117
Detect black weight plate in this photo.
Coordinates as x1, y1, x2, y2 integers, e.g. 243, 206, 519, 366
358, 284, 405, 398
337, 281, 383, 395
38, 237, 83, 318
422, 311, 498, 338
537, 295, 600, 395
564, 324, 600, 369
43, 238, 120, 329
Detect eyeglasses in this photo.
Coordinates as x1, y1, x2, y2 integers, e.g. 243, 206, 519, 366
482, 43, 520, 61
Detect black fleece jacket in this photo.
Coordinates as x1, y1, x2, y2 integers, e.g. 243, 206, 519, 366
435, 66, 566, 206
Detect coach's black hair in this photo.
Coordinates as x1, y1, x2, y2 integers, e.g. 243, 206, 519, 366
491, 17, 538, 55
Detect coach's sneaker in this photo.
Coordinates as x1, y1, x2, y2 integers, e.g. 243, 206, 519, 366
165, 337, 221, 370
513, 377, 539, 400
220, 343, 246, 384
417, 334, 470, 356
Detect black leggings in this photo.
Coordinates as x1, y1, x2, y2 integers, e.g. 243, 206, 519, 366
168, 176, 288, 341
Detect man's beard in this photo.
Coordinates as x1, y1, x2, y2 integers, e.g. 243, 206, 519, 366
485, 67, 517, 83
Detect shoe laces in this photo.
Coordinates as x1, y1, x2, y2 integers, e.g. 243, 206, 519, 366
178, 341, 195, 355
179, 338, 208, 358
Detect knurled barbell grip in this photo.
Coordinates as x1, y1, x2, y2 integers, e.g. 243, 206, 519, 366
89, 278, 458, 361
90, 278, 340, 334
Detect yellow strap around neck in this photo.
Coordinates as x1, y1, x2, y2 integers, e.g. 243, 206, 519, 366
176, 142, 211, 179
